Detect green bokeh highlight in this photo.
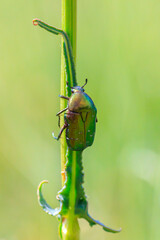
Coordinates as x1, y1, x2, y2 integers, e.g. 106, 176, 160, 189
0, 0, 160, 239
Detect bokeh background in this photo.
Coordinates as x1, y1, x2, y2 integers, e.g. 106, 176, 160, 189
0, 0, 160, 239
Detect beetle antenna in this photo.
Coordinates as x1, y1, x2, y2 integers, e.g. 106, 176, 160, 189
82, 79, 88, 88
66, 81, 73, 89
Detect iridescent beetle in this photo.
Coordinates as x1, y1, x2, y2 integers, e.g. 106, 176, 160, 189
53, 79, 97, 151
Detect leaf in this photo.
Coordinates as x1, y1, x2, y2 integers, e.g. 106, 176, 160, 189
37, 180, 61, 216
83, 213, 122, 233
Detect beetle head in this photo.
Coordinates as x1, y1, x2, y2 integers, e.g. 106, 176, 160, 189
67, 79, 88, 93
71, 86, 84, 93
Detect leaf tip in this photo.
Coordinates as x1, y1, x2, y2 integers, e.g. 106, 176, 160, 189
103, 226, 122, 233
33, 18, 39, 26
37, 180, 49, 196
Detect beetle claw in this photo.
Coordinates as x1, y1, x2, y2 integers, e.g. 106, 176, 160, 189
52, 132, 58, 140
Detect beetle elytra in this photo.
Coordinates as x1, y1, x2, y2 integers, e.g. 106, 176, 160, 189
53, 79, 97, 151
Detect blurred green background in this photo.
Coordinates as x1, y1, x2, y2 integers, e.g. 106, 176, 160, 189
0, 0, 160, 239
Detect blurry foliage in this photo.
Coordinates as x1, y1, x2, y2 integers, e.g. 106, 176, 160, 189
0, 0, 160, 239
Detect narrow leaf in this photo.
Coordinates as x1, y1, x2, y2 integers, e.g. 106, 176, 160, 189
83, 213, 122, 233
37, 180, 61, 216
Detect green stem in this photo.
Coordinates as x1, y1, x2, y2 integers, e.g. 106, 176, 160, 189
62, 216, 80, 240
33, 1, 79, 238
61, 0, 77, 187
61, 1, 79, 239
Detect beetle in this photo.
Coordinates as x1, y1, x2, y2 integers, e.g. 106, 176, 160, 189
53, 79, 97, 151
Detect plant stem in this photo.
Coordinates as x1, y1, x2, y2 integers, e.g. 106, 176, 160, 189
60, 1, 79, 239
60, 0, 77, 184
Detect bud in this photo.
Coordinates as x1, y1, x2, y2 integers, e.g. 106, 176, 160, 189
61, 217, 80, 240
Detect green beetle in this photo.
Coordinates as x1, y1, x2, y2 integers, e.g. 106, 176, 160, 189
53, 79, 97, 151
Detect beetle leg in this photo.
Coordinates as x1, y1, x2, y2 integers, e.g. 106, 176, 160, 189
58, 115, 60, 128
59, 95, 69, 100
56, 107, 68, 128
96, 117, 98, 123
56, 107, 68, 116
52, 123, 68, 140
